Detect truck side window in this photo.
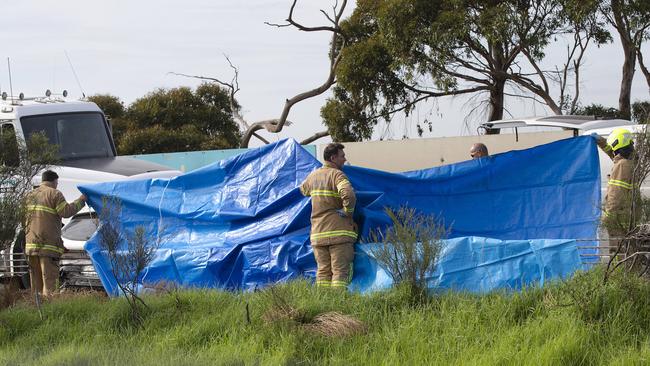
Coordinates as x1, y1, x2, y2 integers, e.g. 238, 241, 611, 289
0, 124, 19, 167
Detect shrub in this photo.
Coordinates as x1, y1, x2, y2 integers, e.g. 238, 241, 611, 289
367, 206, 448, 301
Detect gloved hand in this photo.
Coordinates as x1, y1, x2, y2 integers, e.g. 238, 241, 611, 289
589, 132, 609, 149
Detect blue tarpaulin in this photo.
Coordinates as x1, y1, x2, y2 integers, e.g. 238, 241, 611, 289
79, 137, 600, 296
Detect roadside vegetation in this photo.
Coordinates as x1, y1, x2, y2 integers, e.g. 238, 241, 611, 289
2, 267, 650, 365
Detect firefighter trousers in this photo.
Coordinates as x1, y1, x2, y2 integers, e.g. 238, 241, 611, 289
28, 255, 59, 297
312, 242, 354, 288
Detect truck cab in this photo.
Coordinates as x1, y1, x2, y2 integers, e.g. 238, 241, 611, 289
0, 91, 181, 289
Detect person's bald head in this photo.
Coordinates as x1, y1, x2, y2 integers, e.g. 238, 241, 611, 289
470, 143, 489, 159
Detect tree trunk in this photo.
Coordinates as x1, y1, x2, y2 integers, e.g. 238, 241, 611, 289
488, 77, 506, 122
612, 0, 635, 119
637, 49, 650, 96
619, 46, 636, 119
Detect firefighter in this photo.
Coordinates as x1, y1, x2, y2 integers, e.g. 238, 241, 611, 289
300, 143, 357, 289
25, 170, 86, 296
594, 128, 639, 256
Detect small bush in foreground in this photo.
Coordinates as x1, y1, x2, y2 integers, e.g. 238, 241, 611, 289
367, 206, 448, 301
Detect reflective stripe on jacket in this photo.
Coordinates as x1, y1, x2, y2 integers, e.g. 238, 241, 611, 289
603, 155, 641, 231
25, 182, 84, 258
300, 162, 357, 246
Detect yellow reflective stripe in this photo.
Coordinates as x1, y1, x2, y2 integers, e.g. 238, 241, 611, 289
336, 179, 350, 191
344, 206, 354, 213
25, 243, 65, 254
56, 201, 67, 213
608, 179, 632, 189
316, 280, 331, 287
609, 179, 632, 188
311, 230, 358, 239
310, 190, 341, 197
331, 280, 348, 287
26, 205, 57, 215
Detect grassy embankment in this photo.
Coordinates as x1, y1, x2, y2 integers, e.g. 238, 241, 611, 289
2, 266, 650, 365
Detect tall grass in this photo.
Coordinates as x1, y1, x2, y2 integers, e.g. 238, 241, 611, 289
2, 267, 650, 365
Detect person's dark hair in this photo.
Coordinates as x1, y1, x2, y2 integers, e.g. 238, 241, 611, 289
41, 170, 59, 182
617, 142, 634, 159
323, 143, 345, 162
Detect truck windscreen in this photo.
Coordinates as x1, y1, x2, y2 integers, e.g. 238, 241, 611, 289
20, 112, 115, 160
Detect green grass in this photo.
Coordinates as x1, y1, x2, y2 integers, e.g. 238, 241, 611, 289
2, 266, 650, 365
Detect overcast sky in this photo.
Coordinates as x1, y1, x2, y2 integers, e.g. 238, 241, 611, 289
1, 1, 648, 146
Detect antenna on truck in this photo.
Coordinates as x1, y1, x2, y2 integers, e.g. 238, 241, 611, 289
65, 50, 86, 98
7, 58, 15, 105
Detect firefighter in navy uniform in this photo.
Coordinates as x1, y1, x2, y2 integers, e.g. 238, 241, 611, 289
300, 143, 357, 289
25, 170, 86, 296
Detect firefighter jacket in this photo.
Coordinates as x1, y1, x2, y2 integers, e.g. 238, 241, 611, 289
597, 138, 640, 227
300, 161, 357, 246
605, 155, 640, 222
24, 182, 84, 258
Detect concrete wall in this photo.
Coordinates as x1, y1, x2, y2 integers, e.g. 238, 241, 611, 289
316, 131, 574, 172
129, 132, 573, 174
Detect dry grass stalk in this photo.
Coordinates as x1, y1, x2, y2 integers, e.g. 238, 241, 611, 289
262, 304, 304, 324
303, 311, 367, 337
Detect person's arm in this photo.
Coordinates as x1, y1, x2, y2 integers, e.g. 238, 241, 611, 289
335, 173, 356, 217
55, 192, 86, 218
594, 135, 615, 160
299, 179, 311, 197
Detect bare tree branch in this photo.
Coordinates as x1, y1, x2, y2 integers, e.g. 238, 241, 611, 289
241, 0, 348, 147
253, 132, 270, 144
300, 130, 330, 144
170, 57, 250, 130
637, 47, 650, 94
320, 9, 336, 25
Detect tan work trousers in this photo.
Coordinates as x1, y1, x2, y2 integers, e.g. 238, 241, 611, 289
28, 255, 59, 296
313, 242, 354, 288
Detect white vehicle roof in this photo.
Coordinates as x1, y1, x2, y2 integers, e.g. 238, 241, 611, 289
582, 124, 648, 136
0, 97, 102, 120
480, 116, 634, 131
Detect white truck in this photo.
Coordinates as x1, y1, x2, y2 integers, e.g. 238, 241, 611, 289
0, 91, 180, 289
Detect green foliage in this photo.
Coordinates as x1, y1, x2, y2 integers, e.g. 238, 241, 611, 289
88, 94, 131, 144
321, 87, 376, 142
0, 132, 59, 251
3, 269, 650, 364
126, 84, 238, 137
324, 0, 607, 138
367, 207, 447, 301
117, 124, 234, 155
574, 103, 625, 119
632, 100, 650, 124
96, 196, 161, 327
88, 94, 126, 119
89, 83, 241, 155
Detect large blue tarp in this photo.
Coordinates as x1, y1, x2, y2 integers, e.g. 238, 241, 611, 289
79, 137, 600, 296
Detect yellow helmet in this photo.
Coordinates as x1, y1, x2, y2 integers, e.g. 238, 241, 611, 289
606, 128, 633, 151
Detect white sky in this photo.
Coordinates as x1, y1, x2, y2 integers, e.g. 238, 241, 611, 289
0, 1, 648, 146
